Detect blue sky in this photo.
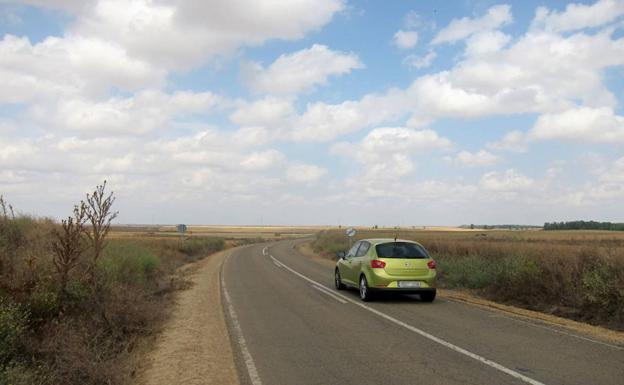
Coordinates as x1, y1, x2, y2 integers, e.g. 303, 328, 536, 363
1, 0, 623, 226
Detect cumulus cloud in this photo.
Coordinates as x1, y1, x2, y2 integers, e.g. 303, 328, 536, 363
529, 106, 624, 143
531, 0, 624, 33
446, 150, 499, 167
488, 107, 624, 150
286, 163, 328, 183
68, 0, 345, 71
29, 90, 220, 135
403, 50, 437, 69
432, 4, 512, 44
480, 169, 534, 192
393, 30, 418, 49
0, 34, 165, 102
332, 127, 452, 182
244, 44, 363, 95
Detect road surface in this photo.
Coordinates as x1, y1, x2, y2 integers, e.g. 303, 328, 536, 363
221, 240, 623, 385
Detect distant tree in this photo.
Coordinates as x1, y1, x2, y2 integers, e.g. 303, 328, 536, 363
470, 224, 474, 229
544, 220, 624, 231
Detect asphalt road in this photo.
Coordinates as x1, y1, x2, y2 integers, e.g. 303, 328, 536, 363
221, 240, 624, 385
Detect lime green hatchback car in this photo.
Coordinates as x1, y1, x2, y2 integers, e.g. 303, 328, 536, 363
334, 239, 437, 302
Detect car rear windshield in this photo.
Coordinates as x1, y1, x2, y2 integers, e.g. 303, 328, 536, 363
375, 242, 429, 259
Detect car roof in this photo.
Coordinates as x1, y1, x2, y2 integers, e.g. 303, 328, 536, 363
361, 238, 423, 246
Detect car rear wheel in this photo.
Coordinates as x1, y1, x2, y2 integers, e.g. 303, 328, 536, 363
359, 275, 373, 302
420, 290, 436, 302
335, 269, 345, 290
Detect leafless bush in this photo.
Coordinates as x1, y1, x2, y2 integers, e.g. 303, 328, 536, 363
51, 204, 87, 302
83, 180, 118, 283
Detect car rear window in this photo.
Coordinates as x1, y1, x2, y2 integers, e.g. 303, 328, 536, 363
375, 242, 429, 259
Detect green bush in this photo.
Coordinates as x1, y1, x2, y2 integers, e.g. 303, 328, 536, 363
177, 237, 225, 257
27, 288, 59, 324
100, 240, 160, 286
580, 261, 624, 322
437, 255, 498, 289
0, 298, 29, 365
0, 362, 48, 385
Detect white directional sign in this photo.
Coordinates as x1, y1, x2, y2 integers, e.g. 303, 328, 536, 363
346, 227, 356, 237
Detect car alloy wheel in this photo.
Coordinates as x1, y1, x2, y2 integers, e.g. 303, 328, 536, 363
359, 276, 369, 301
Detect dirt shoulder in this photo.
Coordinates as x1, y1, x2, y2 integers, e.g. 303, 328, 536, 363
295, 240, 624, 347
136, 249, 240, 385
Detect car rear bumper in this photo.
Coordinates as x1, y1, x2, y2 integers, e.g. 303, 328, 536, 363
367, 269, 437, 289
369, 287, 436, 294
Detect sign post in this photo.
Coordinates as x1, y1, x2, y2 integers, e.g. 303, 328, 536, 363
177, 224, 187, 239
346, 227, 356, 248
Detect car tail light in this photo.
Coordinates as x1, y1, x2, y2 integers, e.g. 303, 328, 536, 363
371, 260, 386, 268
427, 260, 436, 269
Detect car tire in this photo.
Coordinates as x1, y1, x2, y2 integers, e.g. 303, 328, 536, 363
359, 275, 373, 302
335, 269, 346, 290
420, 290, 436, 302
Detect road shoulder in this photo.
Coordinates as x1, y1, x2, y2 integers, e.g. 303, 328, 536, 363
136, 249, 240, 385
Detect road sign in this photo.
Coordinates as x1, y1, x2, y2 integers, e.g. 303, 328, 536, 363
177, 224, 187, 234
346, 227, 356, 237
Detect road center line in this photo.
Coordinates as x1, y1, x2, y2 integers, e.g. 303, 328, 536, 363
311, 284, 347, 304
221, 272, 263, 385
270, 253, 547, 385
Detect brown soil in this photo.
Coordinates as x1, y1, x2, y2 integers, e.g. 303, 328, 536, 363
136, 249, 240, 385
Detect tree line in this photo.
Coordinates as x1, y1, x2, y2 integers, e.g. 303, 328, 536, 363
543, 221, 624, 231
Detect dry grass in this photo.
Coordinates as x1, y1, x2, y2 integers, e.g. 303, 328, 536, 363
312, 228, 624, 330
110, 225, 323, 240
0, 193, 272, 385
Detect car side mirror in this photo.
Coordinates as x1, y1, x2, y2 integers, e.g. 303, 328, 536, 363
336, 251, 346, 259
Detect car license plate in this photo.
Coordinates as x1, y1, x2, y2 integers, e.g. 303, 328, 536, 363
398, 281, 420, 288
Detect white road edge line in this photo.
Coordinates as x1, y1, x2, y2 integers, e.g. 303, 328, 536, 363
271, 255, 547, 385
311, 285, 348, 304
221, 274, 263, 385
269, 255, 283, 267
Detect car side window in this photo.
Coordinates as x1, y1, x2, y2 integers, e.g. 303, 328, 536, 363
355, 241, 370, 257
346, 242, 360, 258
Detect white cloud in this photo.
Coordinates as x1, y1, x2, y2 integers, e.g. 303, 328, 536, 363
486, 130, 529, 152
245, 44, 363, 95
230, 97, 295, 128
332, 127, 452, 183
531, 0, 624, 33
30, 90, 219, 135
0, 34, 165, 102
480, 169, 534, 192
240, 150, 285, 171
432, 4, 512, 44
68, 0, 345, 71
446, 150, 499, 167
404, 10, 436, 30
286, 163, 328, 183
403, 50, 437, 69
489, 106, 624, 150
393, 30, 418, 49
464, 30, 511, 56
596, 156, 624, 183
529, 106, 624, 143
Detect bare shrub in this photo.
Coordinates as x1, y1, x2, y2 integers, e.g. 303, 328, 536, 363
83, 181, 118, 283
51, 204, 87, 303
